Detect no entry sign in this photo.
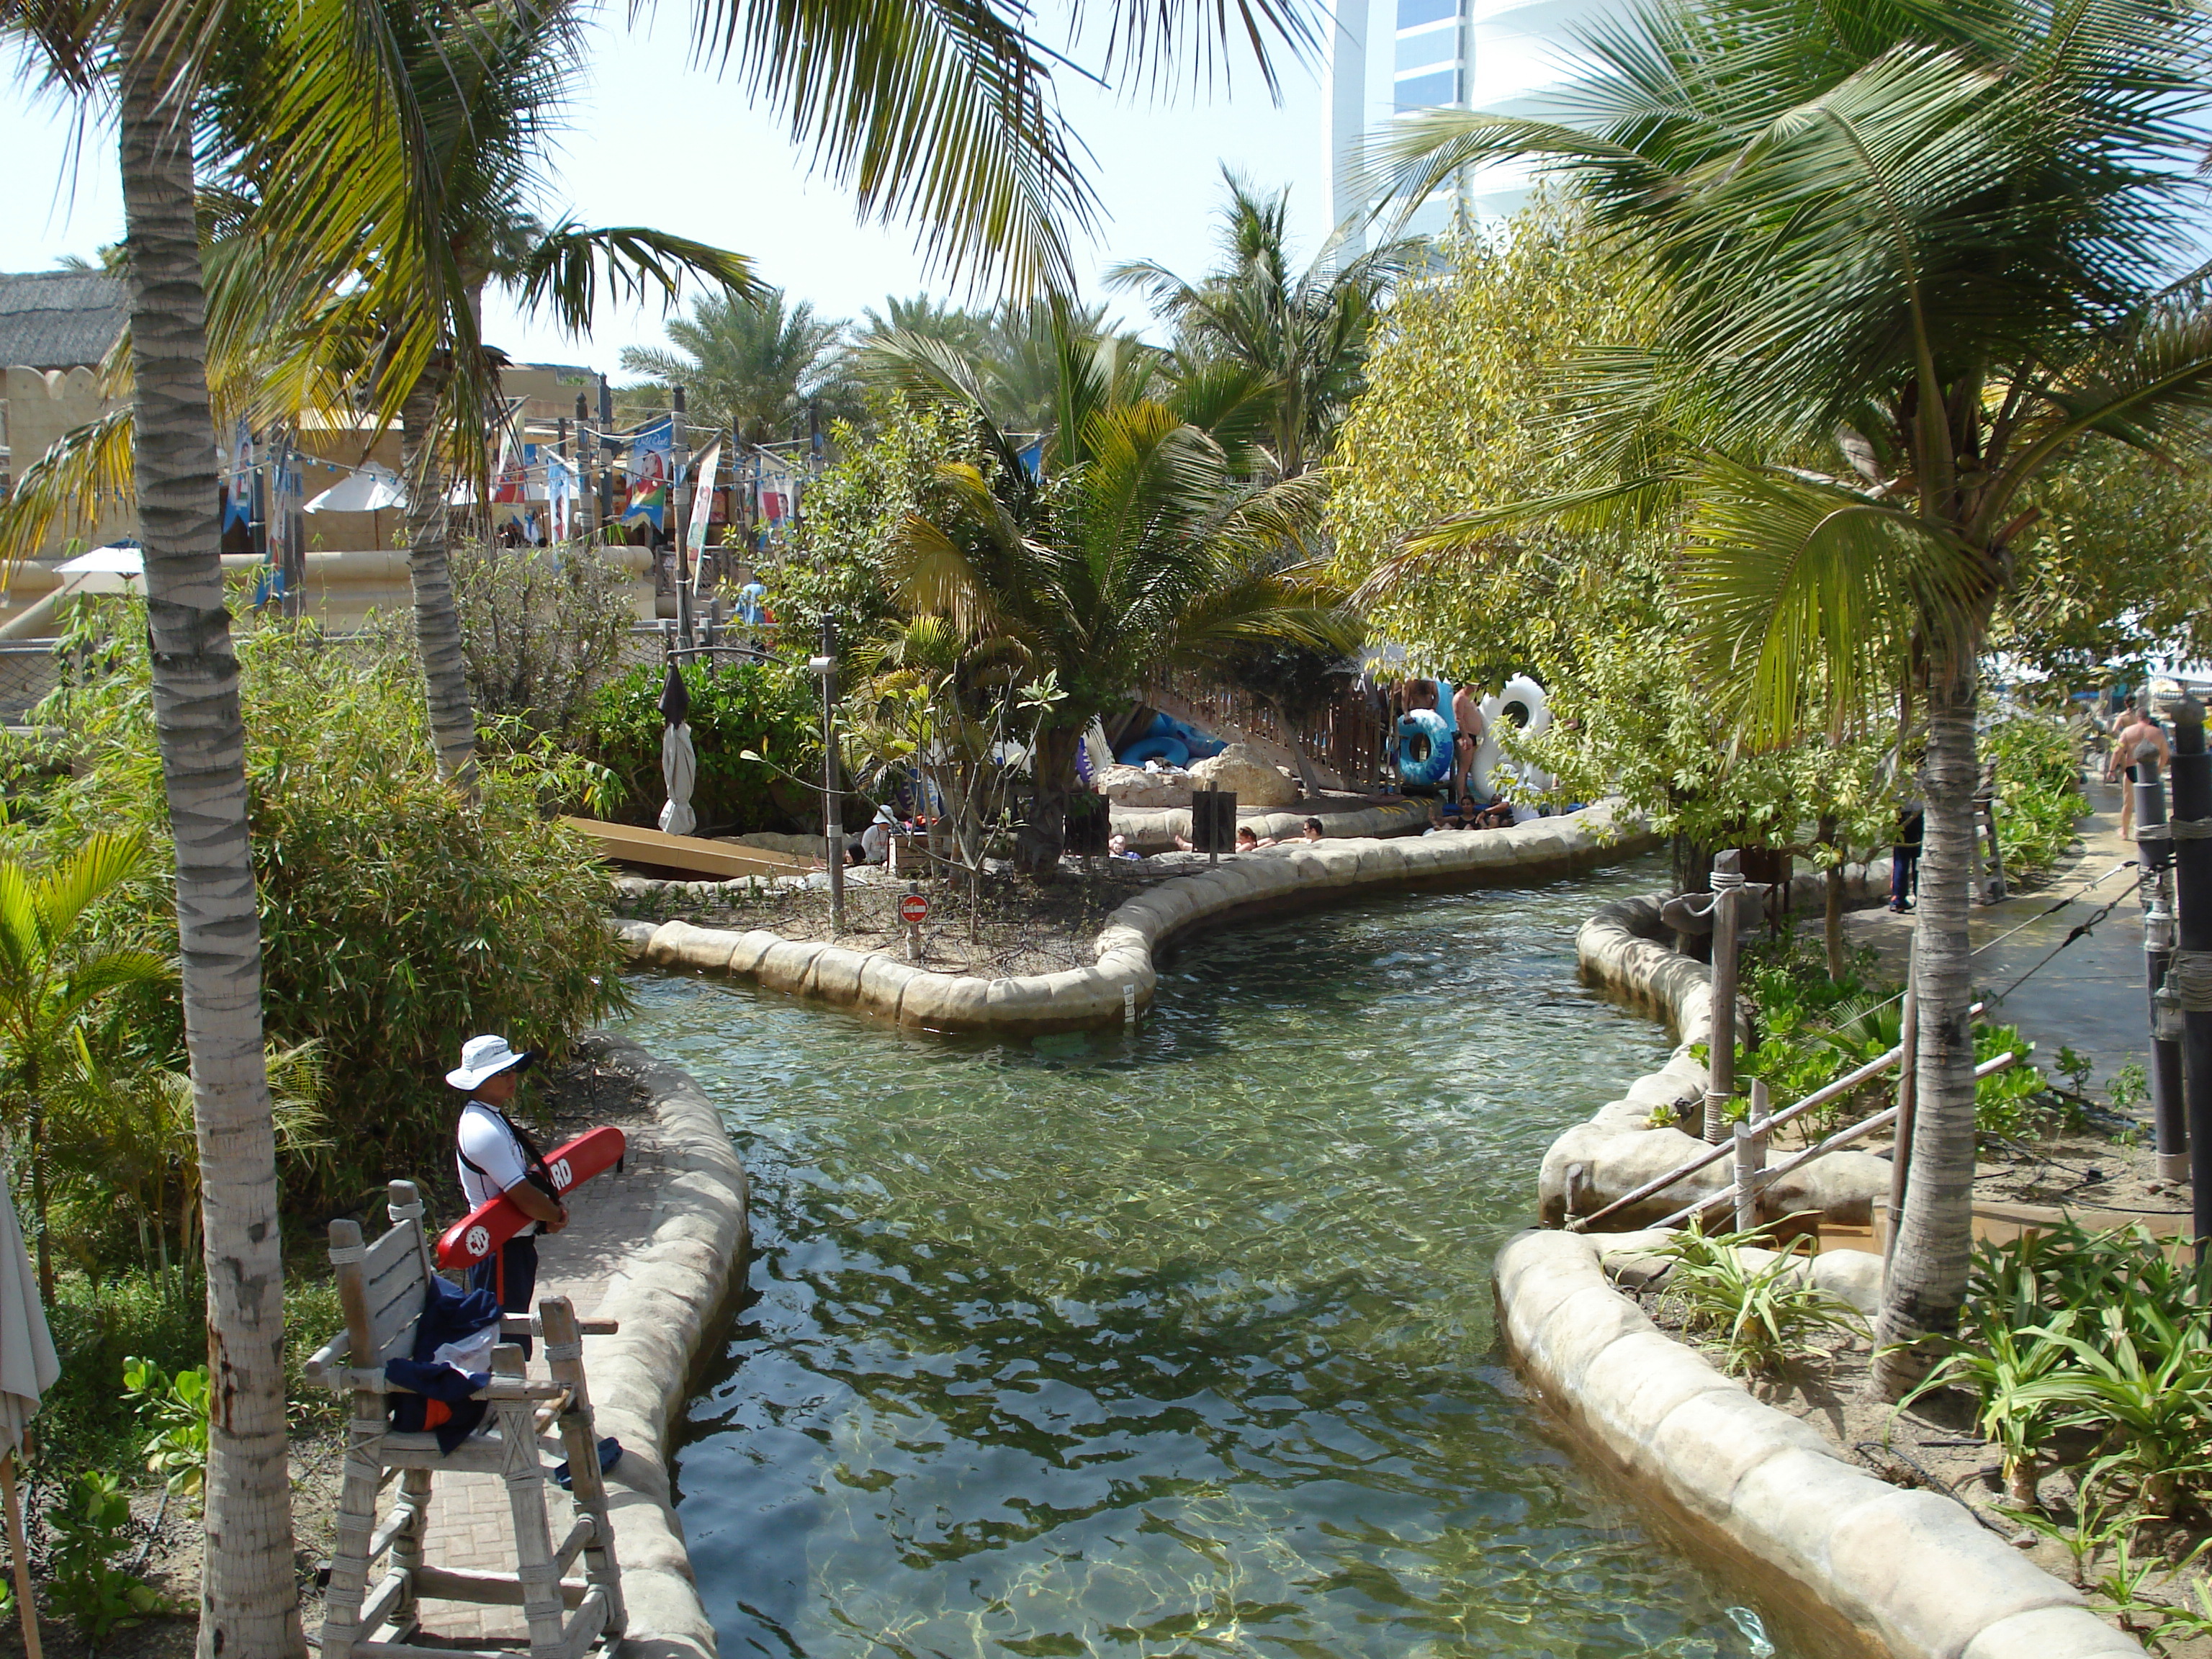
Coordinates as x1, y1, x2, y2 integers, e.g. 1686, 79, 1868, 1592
898, 892, 930, 925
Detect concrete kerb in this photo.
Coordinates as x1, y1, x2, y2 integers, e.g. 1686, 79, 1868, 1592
1543, 863, 1893, 1229
607, 800, 1662, 1036
570, 1031, 751, 1659
1494, 1230, 2136, 1659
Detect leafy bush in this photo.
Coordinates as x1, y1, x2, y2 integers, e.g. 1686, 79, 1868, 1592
12, 601, 630, 1214
1985, 715, 2088, 877
1658, 1219, 1866, 1374
450, 541, 641, 742
584, 658, 817, 834
121, 1357, 210, 1498
45, 1472, 167, 1637
1923, 1223, 2212, 1516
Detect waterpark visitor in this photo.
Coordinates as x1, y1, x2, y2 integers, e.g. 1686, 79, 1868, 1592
860, 805, 899, 865
450, 1035, 567, 1345
1107, 832, 1142, 860
1889, 803, 1925, 913
1451, 683, 1485, 803
1470, 800, 1514, 830
1236, 826, 1270, 851
1300, 817, 1323, 842
2108, 706, 2171, 842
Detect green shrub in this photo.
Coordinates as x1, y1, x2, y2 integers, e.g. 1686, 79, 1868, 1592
1658, 1219, 1866, 1375
583, 658, 817, 834
10, 601, 630, 1213
450, 541, 639, 742
121, 1356, 210, 1498
45, 1472, 168, 1637
1985, 715, 2089, 877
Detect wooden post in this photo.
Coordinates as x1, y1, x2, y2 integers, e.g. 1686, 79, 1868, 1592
492, 1342, 567, 1655
1734, 1079, 1770, 1233
322, 1218, 383, 1659
1704, 850, 1745, 1143
1, 1449, 40, 1659
539, 1298, 626, 1641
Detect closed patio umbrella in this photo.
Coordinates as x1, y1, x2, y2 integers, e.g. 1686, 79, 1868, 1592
657, 660, 697, 837
0, 1178, 55, 1659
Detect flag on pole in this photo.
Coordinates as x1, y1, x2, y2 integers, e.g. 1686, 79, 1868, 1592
684, 440, 722, 571
547, 453, 577, 541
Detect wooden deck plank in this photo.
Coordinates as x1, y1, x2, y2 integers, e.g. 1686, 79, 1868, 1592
559, 817, 819, 880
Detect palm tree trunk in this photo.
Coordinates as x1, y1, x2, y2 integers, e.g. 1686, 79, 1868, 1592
1016, 726, 1081, 877
400, 368, 480, 791
1871, 648, 1982, 1400
115, 9, 300, 1653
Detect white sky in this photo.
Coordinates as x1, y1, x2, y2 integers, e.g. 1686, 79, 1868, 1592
2, 12, 1329, 377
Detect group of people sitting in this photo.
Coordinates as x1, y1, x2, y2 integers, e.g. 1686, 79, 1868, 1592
1146, 817, 1329, 858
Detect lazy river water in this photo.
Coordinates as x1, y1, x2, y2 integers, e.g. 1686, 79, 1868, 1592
622, 855, 1789, 1658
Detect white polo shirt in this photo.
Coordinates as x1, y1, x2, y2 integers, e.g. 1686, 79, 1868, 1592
457, 1102, 539, 1234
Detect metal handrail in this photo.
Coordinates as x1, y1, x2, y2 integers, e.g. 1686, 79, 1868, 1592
1652, 1048, 2021, 1232
1566, 999, 1985, 1233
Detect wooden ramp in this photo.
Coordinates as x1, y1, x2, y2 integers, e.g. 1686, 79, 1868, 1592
560, 817, 819, 881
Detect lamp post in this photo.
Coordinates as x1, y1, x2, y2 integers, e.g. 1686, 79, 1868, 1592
812, 619, 845, 934
2159, 688, 2212, 1254
2135, 749, 2187, 1183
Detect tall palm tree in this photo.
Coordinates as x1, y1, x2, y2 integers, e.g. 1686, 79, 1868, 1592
1108, 168, 1423, 477
1372, 0, 2212, 1394
620, 286, 860, 444
876, 303, 1358, 871
5, 0, 1316, 1646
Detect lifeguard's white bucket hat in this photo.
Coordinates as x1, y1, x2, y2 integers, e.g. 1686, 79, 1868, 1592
446, 1034, 533, 1091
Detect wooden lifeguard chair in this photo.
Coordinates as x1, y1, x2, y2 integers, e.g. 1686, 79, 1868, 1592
304, 1181, 625, 1659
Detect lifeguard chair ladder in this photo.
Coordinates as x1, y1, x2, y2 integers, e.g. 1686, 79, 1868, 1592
304, 1180, 625, 1659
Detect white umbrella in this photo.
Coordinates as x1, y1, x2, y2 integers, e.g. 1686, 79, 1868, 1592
53, 541, 145, 595
659, 722, 698, 837
0, 1179, 55, 1659
304, 462, 405, 514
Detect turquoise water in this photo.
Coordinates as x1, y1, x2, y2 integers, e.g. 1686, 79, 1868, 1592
624, 856, 1786, 1658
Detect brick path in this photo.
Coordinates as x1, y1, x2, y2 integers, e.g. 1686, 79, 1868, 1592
404, 1110, 672, 1646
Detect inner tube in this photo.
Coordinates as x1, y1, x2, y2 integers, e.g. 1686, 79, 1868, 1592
1473, 675, 1552, 799
1119, 735, 1190, 768
1395, 707, 1454, 790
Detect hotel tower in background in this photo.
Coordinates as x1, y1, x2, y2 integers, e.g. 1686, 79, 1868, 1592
1323, 0, 1614, 249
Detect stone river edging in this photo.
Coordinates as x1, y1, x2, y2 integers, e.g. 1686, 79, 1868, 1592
1544, 866, 1894, 1229
1495, 1229, 2143, 1658
570, 1032, 750, 1659
610, 800, 1658, 1035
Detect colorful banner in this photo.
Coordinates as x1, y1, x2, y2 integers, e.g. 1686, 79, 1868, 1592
755, 451, 795, 534
222, 422, 256, 534
622, 416, 673, 529
547, 452, 578, 542
684, 441, 722, 570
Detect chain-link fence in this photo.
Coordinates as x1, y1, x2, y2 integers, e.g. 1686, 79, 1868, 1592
0, 642, 61, 721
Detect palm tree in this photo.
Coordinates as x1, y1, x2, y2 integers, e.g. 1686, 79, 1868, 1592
1108, 168, 1423, 477
1372, 0, 2212, 1394
876, 303, 1359, 871
5, 0, 1315, 1645
620, 286, 860, 444
860, 295, 1160, 438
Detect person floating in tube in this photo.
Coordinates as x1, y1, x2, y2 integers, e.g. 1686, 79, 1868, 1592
449, 1035, 567, 1344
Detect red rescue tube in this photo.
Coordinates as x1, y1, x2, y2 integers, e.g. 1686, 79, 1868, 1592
435, 1125, 628, 1269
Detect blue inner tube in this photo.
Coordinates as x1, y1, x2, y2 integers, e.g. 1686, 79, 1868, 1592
1395, 708, 1453, 788
1118, 735, 1190, 768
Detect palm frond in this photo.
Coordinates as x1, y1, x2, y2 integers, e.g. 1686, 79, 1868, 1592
514, 222, 759, 337
0, 408, 138, 571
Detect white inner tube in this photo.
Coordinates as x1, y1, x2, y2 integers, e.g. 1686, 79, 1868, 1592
1472, 675, 1552, 799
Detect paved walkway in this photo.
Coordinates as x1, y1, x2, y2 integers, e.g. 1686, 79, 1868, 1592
1840, 779, 2154, 1097
408, 1110, 671, 1646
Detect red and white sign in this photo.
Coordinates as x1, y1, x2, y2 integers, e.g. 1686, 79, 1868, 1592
897, 893, 930, 925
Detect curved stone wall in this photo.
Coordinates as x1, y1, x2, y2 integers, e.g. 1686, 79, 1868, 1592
614, 801, 1660, 1035
572, 1033, 751, 1659
1543, 866, 1894, 1229
1496, 1230, 2142, 1658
